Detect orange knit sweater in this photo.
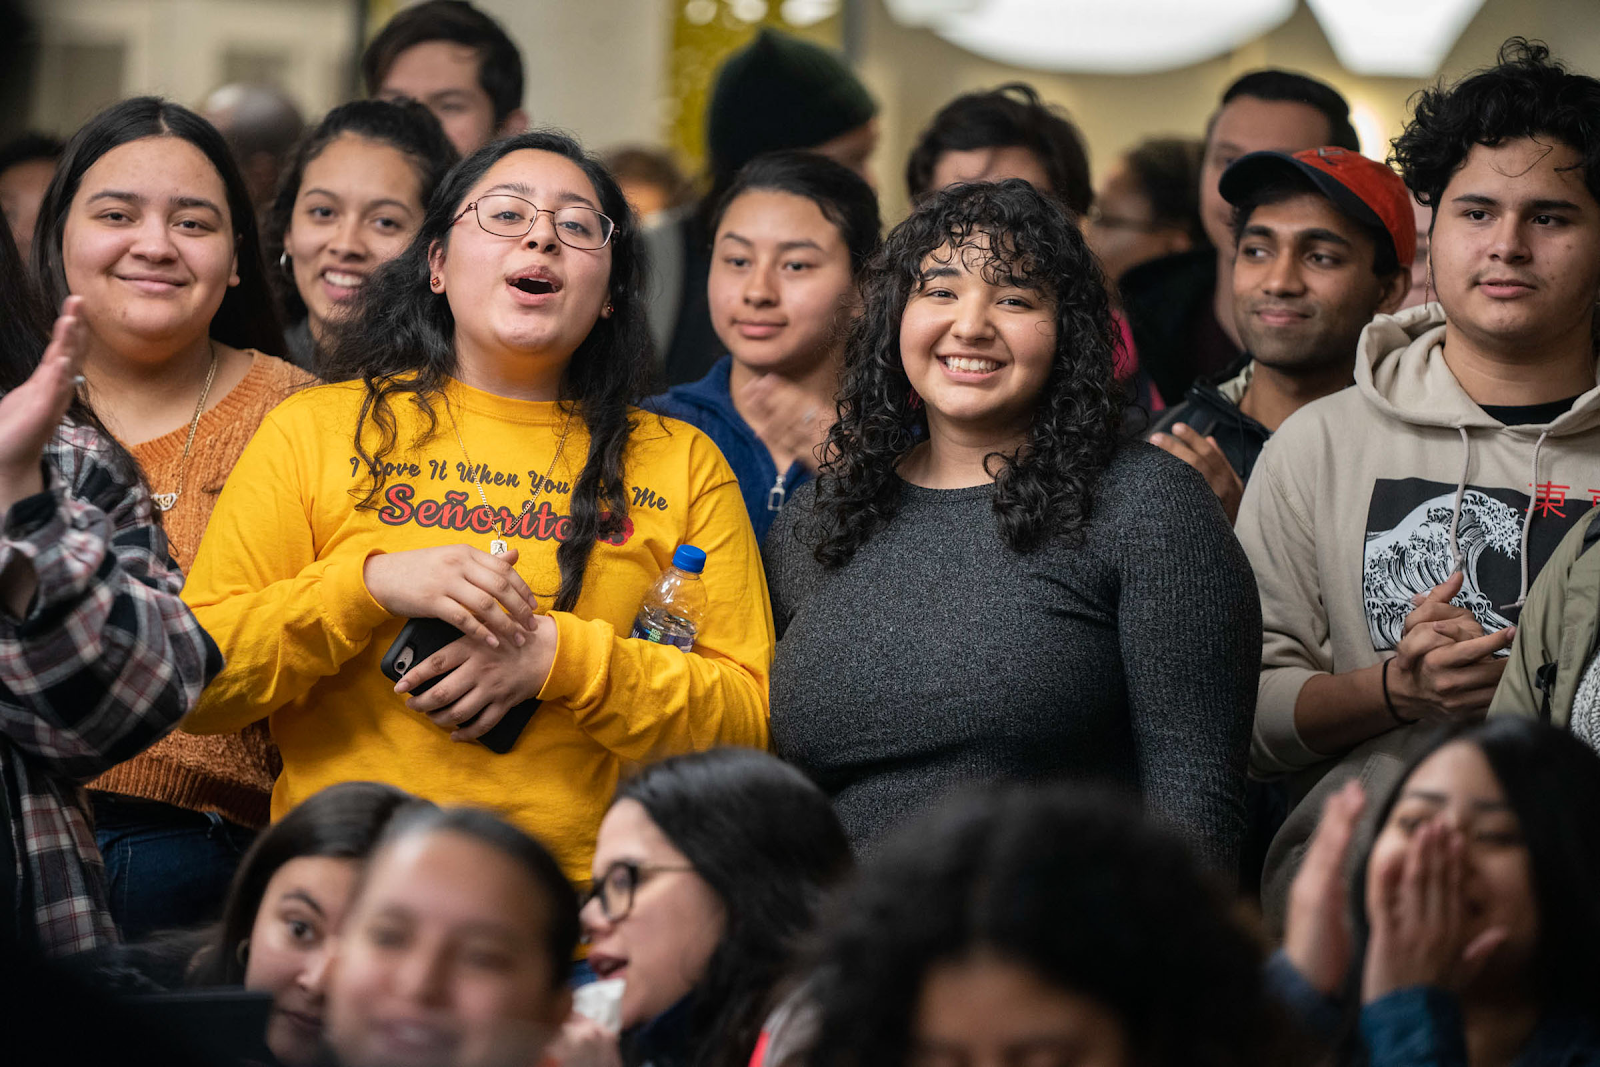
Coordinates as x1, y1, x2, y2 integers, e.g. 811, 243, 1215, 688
89, 353, 316, 828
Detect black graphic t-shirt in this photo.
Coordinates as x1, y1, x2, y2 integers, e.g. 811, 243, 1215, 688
1364, 477, 1592, 650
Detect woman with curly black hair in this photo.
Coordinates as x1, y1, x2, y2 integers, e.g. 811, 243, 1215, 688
764, 179, 1258, 870
180, 131, 772, 892
803, 785, 1288, 1067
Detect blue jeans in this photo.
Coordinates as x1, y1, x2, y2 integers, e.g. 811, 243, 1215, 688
91, 794, 257, 940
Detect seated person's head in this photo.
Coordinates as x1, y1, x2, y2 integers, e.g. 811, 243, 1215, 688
805, 786, 1275, 1067
706, 29, 879, 195
265, 99, 458, 349
905, 84, 1091, 217
1391, 38, 1600, 358
1200, 70, 1359, 255
193, 781, 424, 1067
1221, 147, 1413, 379
581, 748, 851, 1055
324, 806, 579, 1067
0, 132, 63, 254
1085, 137, 1207, 285
362, 0, 527, 157
1355, 718, 1600, 1015
602, 146, 689, 224
708, 151, 881, 380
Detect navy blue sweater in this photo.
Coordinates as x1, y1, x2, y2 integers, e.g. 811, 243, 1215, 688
648, 356, 811, 544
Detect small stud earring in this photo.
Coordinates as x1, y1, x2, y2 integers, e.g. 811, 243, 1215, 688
430, 276, 441, 290
603, 302, 614, 316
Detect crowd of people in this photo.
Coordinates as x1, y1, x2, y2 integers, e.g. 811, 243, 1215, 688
3, 1, 1600, 1064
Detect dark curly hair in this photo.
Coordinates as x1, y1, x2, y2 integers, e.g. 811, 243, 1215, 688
906, 83, 1092, 216
805, 179, 1121, 568
319, 129, 653, 613
1392, 38, 1600, 210
613, 749, 851, 1067
804, 784, 1281, 1067
264, 98, 459, 327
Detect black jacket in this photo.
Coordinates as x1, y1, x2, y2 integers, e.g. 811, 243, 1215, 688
1120, 249, 1239, 405
1149, 357, 1270, 484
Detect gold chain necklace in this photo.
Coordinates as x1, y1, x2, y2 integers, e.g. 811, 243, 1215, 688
151, 343, 220, 512
449, 401, 572, 556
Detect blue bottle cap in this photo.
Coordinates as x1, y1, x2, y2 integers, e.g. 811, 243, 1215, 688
671, 544, 706, 574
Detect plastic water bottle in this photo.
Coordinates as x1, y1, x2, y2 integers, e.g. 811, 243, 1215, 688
629, 545, 707, 651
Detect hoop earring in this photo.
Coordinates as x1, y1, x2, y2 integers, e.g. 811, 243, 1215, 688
278, 251, 290, 274
235, 937, 251, 967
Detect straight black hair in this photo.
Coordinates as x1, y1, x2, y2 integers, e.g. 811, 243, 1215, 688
905, 83, 1093, 216
368, 805, 580, 985
32, 96, 285, 358
362, 0, 524, 128
1350, 718, 1600, 1019
264, 98, 459, 325
321, 129, 652, 613
190, 782, 423, 986
614, 748, 852, 1067
1212, 69, 1360, 153
711, 150, 881, 278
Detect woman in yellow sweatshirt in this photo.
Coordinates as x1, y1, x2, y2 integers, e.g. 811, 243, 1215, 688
181, 131, 773, 888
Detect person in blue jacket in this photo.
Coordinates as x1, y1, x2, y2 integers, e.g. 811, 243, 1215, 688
1274, 717, 1600, 1066
650, 151, 879, 544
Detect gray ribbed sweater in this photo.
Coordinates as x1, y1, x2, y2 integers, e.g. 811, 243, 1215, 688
764, 443, 1260, 872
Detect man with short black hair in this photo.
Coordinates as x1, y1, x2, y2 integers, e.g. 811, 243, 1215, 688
363, 0, 527, 157
1123, 69, 1361, 405
905, 83, 1092, 217
1239, 40, 1600, 927
1150, 146, 1412, 522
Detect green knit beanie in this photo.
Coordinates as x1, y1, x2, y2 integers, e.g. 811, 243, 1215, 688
707, 28, 877, 180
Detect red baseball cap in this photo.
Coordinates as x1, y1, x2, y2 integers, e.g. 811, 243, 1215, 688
1219, 146, 1417, 269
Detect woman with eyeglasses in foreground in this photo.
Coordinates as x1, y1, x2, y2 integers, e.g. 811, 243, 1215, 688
563, 747, 851, 1067
179, 131, 773, 893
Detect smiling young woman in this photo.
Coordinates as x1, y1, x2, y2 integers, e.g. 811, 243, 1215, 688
30, 97, 313, 938
651, 152, 880, 543
264, 99, 458, 374
765, 179, 1260, 872
179, 131, 772, 894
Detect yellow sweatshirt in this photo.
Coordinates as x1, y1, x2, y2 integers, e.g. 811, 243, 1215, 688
181, 378, 773, 885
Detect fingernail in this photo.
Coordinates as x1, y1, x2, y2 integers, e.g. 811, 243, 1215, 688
1150, 433, 1165, 443
486, 634, 499, 648
515, 631, 526, 647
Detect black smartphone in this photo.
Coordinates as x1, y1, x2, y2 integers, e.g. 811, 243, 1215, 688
379, 617, 540, 755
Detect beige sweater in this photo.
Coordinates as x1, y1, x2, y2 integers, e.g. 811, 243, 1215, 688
89, 353, 315, 827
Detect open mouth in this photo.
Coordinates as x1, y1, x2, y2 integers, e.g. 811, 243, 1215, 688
588, 954, 628, 979
938, 355, 1001, 374
513, 277, 557, 295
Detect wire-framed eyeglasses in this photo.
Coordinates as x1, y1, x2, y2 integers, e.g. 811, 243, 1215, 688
453, 193, 616, 250
579, 860, 696, 923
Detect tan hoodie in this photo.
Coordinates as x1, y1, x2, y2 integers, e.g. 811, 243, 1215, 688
1236, 301, 1600, 926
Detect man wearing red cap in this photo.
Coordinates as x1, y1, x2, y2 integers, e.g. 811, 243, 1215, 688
1150, 145, 1413, 522
1238, 40, 1600, 930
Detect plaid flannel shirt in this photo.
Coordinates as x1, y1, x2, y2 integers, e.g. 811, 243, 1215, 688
0, 423, 221, 956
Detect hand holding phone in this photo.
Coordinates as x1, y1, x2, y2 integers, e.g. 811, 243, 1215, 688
380, 618, 543, 754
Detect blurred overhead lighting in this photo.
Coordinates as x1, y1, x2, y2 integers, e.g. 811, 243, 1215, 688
884, 0, 1296, 74
1306, 0, 1485, 76
887, 0, 1482, 77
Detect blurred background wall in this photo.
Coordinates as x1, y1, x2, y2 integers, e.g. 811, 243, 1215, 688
10, 0, 1600, 222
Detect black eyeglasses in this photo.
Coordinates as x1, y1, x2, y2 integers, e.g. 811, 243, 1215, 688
580, 860, 696, 923
453, 193, 616, 249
